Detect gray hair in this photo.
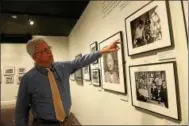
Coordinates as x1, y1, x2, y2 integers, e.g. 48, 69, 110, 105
26, 38, 45, 57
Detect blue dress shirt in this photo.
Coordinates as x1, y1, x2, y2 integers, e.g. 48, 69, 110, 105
15, 51, 101, 126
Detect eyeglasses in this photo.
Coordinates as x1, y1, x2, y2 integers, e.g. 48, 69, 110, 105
34, 46, 52, 56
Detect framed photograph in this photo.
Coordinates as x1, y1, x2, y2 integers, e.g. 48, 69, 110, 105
91, 69, 101, 86
18, 67, 26, 74
125, 1, 173, 56
17, 75, 23, 85
90, 41, 98, 64
129, 61, 180, 120
99, 31, 127, 94
3, 66, 15, 76
5, 76, 14, 84
75, 54, 83, 85
70, 73, 76, 81
83, 66, 91, 81
181, 0, 188, 43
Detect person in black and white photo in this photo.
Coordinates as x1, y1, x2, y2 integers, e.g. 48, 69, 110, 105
133, 20, 145, 47
103, 52, 119, 84
135, 71, 168, 108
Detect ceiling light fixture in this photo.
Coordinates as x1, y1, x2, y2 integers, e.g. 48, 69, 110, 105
12, 15, 17, 19
29, 20, 34, 26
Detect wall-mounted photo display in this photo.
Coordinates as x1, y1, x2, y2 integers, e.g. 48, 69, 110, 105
18, 67, 26, 74
3, 66, 15, 76
91, 69, 101, 86
129, 61, 180, 120
5, 76, 14, 84
83, 65, 91, 81
90, 41, 98, 64
17, 75, 24, 85
125, 1, 173, 56
99, 31, 126, 94
75, 53, 83, 85
70, 73, 76, 81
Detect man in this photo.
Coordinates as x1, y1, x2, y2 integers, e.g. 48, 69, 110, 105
14, 37, 121, 126
133, 19, 145, 47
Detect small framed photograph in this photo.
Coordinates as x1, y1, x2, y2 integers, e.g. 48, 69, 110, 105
70, 73, 76, 81
90, 41, 98, 64
18, 67, 26, 74
75, 54, 83, 85
91, 69, 101, 86
5, 76, 14, 84
125, 1, 173, 55
129, 61, 180, 120
17, 75, 23, 85
3, 66, 15, 76
83, 66, 91, 81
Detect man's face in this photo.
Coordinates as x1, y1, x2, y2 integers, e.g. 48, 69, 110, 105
33, 42, 54, 66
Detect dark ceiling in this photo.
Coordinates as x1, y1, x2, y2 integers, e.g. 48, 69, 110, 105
0, 1, 89, 42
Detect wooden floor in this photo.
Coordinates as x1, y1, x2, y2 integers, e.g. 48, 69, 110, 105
1, 105, 33, 126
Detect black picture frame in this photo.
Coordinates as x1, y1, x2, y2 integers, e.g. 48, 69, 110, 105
99, 31, 127, 94
91, 69, 101, 86
125, 1, 174, 56
90, 41, 98, 64
129, 61, 181, 121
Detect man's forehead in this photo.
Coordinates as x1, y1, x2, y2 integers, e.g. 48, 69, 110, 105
35, 42, 48, 49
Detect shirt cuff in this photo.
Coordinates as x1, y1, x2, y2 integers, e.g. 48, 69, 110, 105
96, 51, 102, 57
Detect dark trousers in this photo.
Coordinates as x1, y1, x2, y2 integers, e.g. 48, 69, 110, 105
32, 113, 81, 126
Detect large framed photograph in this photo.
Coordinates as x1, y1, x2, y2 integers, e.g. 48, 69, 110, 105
129, 61, 180, 120
91, 69, 101, 86
3, 66, 15, 76
83, 66, 91, 81
90, 41, 98, 64
5, 76, 14, 84
99, 31, 126, 93
125, 1, 173, 56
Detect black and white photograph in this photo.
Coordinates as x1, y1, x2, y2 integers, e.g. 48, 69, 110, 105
125, 1, 173, 55
129, 62, 180, 120
18, 67, 26, 74
3, 66, 15, 76
90, 41, 98, 64
135, 71, 168, 108
99, 31, 126, 93
103, 52, 119, 84
91, 69, 100, 86
5, 76, 14, 84
130, 6, 162, 48
83, 66, 91, 81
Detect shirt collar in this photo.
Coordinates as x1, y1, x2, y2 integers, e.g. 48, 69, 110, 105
35, 63, 55, 75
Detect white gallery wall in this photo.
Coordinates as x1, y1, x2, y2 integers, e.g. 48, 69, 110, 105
68, 1, 188, 125
1, 36, 69, 107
